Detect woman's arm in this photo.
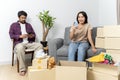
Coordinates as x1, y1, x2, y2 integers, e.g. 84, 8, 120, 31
69, 26, 76, 40
87, 28, 97, 53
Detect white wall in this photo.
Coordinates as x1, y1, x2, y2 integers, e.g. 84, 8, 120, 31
0, 0, 108, 64
0, 0, 118, 64
98, 0, 117, 26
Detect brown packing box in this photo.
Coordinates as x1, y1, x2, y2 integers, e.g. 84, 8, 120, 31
95, 37, 104, 48
28, 67, 55, 80
106, 50, 120, 63
87, 63, 120, 80
32, 56, 50, 69
96, 25, 120, 38
104, 25, 120, 37
56, 61, 87, 80
28, 61, 87, 80
96, 27, 104, 37
88, 69, 120, 80
95, 37, 120, 49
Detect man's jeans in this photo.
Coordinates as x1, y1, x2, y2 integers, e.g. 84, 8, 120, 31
68, 41, 90, 61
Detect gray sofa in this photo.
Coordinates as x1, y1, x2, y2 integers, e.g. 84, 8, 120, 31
48, 27, 106, 62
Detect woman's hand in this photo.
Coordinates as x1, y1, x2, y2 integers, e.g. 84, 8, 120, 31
92, 48, 97, 53
69, 26, 76, 40
70, 26, 76, 32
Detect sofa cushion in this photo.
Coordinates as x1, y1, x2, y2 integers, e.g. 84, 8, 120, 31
57, 45, 69, 57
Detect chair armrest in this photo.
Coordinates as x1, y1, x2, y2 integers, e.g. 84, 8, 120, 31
87, 48, 106, 58
48, 38, 64, 61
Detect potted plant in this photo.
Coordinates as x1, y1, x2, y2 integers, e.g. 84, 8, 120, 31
38, 10, 56, 47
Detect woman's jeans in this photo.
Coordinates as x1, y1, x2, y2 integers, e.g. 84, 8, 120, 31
68, 41, 90, 61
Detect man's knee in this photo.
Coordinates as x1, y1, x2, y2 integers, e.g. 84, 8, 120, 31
35, 43, 43, 49
15, 43, 25, 51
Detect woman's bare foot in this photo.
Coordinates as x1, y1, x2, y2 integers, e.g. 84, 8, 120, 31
19, 71, 26, 76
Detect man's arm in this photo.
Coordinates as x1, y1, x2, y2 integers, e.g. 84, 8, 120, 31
27, 23, 36, 41
9, 23, 20, 40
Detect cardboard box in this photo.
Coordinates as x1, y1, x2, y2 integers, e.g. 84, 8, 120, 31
95, 37, 104, 48
56, 61, 87, 80
88, 69, 120, 80
95, 37, 120, 49
32, 56, 49, 69
106, 50, 120, 63
87, 63, 120, 80
104, 25, 120, 37
96, 26, 120, 38
97, 27, 104, 37
28, 61, 87, 80
28, 67, 55, 80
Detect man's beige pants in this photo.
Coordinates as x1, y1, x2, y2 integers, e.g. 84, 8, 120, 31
14, 42, 43, 72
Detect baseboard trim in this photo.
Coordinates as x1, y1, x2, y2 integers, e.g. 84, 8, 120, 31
0, 60, 16, 65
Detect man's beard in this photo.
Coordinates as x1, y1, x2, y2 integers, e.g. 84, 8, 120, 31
19, 20, 26, 24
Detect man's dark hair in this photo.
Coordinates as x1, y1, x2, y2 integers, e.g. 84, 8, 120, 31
18, 11, 27, 17
76, 11, 88, 24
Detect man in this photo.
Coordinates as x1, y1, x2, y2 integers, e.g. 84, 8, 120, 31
9, 11, 43, 76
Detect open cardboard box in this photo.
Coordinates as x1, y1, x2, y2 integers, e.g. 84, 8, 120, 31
28, 60, 87, 80
87, 63, 120, 80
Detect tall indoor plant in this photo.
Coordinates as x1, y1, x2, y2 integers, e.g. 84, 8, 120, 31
38, 10, 56, 47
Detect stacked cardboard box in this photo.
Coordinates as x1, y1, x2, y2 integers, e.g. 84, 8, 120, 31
87, 63, 120, 80
28, 61, 87, 80
95, 26, 120, 62
87, 26, 120, 80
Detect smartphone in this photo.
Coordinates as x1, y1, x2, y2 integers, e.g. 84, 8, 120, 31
73, 21, 78, 27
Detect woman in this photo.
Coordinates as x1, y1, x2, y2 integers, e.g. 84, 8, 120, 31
68, 11, 97, 61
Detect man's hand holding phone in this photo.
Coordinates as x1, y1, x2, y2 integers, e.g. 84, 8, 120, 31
19, 33, 34, 39
28, 33, 34, 38
19, 34, 28, 38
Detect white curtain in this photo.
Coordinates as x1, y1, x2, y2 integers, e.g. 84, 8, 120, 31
117, 0, 120, 24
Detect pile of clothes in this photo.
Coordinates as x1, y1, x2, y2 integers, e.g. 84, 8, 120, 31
87, 52, 114, 64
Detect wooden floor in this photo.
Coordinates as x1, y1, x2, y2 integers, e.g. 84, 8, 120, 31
0, 64, 28, 80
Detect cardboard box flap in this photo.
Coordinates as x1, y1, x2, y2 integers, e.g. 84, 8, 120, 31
59, 60, 86, 67
55, 66, 87, 80
88, 69, 120, 80
28, 66, 55, 80
92, 63, 119, 76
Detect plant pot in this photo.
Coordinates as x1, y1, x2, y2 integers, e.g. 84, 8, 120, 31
40, 41, 48, 47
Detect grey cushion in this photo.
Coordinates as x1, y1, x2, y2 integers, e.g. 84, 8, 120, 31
57, 45, 69, 57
